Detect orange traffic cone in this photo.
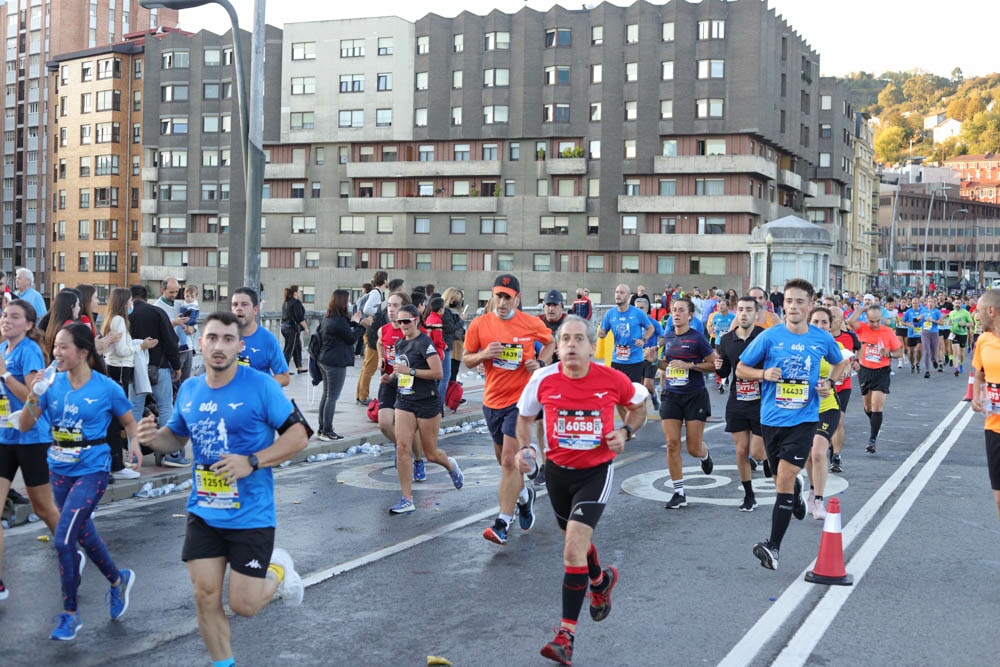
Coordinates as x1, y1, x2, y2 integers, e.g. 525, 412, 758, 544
805, 496, 853, 586
964, 370, 975, 401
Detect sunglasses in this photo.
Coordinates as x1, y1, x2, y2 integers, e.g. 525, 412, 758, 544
396, 318, 415, 325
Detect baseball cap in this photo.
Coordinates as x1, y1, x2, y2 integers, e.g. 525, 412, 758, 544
493, 274, 520, 297
543, 289, 564, 305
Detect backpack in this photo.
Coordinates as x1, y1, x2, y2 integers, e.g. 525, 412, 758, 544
444, 380, 464, 412
366, 398, 379, 422
308, 326, 322, 360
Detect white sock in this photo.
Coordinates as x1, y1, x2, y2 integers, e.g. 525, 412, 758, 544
498, 513, 513, 526
518, 486, 530, 504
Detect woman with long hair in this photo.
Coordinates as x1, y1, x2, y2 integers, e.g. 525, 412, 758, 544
280, 285, 308, 374
17, 323, 141, 640
0, 299, 59, 601
76, 284, 99, 336
726, 289, 739, 311
386, 304, 463, 513
102, 288, 157, 479
316, 289, 362, 441
43, 290, 84, 360
441, 287, 466, 384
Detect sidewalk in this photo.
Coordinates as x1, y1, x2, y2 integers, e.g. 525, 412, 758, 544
6, 359, 487, 511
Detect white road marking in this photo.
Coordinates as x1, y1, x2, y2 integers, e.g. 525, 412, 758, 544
771, 407, 976, 666
717, 399, 970, 667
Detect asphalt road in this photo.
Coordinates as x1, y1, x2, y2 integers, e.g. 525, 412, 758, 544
1, 363, 997, 667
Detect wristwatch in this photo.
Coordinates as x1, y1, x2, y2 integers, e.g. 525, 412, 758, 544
622, 425, 634, 441
1, 371, 11, 384
409, 368, 416, 376
247, 454, 259, 471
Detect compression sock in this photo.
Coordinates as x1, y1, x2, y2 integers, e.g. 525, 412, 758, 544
742, 480, 754, 496
769, 493, 795, 549
673, 479, 685, 496
870, 411, 883, 440
561, 566, 589, 628
586, 544, 603, 584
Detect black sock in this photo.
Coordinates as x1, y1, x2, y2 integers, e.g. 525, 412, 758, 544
870, 411, 883, 440
770, 492, 795, 548
562, 566, 589, 625
815, 495, 824, 502
742, 480, 754, 496
586, 544, 603, 584
864, 409, 872, 421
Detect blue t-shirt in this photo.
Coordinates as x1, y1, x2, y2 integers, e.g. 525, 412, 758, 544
916, 308, 942, 334
710, 313, 735, 345
660, 329, 715, 395
39, 371, 132, 476
238, 326, 289, 376
167, 365, 293, 529
902, 308, 924, 338
17, 288, 47, 318
857, 307, 890, 324
644, 319, 665, 349
0, 338, 49, 445
600, 306, 653, 365
739, 324, 843, 427
663, 315, 705, 336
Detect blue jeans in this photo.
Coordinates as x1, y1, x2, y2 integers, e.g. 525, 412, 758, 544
51, 471, 120, 612
130, 366, 174, 427
319, 364, 348, 435
438, 349, 451, 411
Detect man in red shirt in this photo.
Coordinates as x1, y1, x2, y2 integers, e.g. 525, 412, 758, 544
847, 302, 903, 454
516, 315, 647, 666
823, 300, 860, 473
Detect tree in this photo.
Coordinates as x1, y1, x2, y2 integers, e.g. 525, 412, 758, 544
931, 136, 967, 163
952, 67, 964, 84
878, 82, 904, 110
947, 97, 969, 121
874, 125, 908, 164
961, 111, 1000, 154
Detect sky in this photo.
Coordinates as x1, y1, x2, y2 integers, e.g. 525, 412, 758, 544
179, 0, 994, 79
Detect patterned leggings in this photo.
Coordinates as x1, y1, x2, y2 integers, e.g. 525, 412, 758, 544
50, 471, 120, 612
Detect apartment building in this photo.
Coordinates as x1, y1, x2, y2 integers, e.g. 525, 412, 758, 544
944, 153, 1000, 205
853, 111, 878, 289
3, 0, 176, 298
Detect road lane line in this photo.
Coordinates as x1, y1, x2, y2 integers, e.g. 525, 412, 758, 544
717, 399, 969, 667
771, 407, 976, 665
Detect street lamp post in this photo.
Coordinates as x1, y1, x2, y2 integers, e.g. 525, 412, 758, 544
139, 0, 265, 295
949, 208, 969, 291
921, 186, 951, 296
764, 232, 774, 296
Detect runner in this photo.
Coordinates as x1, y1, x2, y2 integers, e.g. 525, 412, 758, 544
386, 304, 463, 513
464, 274, 554, 545
16, 323, 142, 640
894, 296, 910, 369
822, 300, 859, 473
847, 302, 903, 455
707, 299, 735, 393
231, 288, 290, 386
136, 312, 309, 666
515, 315, 647, 666
949, 301, 975, 375
939, 297, 953, 368
902, 297, 924, 373
916, 296, 945, 378
632, 296, 663, 411
971, 290, 1000, 519
729, 286, 781, 331
598, 284, 654, 418
533, 289, 569, 485
714, 296, 768, 511
658, 298, 718, 509
738, 279, 848, 570
0, 300, 60, 602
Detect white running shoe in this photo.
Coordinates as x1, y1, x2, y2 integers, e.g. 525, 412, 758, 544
811, 498, 827, 520
112, 468, 141, 480
270, 547, 304, 606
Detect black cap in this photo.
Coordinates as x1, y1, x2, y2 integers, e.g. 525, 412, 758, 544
493, 274, 520, 296
543, 289, 564, 305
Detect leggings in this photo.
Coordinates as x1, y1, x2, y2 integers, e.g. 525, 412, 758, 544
50, 471, 120, 612
921, 332, 939, 371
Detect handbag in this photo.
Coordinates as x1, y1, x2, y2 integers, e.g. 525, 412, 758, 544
147, 363, 160, 386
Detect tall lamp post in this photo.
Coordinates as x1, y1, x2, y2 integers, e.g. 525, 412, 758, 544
921, 185, 952, 296
140, 0, 265, 295
949, 208, 969, 290
764, 232, 774, 295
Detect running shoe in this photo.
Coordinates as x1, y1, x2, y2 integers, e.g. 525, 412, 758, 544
589, 566, 618, 622
162, 452, 191, 468
762, 459, 772, 478
50, 612, 82, 641
447, 457, 464, 489
792, 478, 806, 520
664, 492, 688, 509
540, 627, 575, 666
107, 569, 135, 620
483, 518, 509, 545
937, 366, 944, 373
0, 578, 7, 600
748, 456, 758, 472
389, 496, 415, 514
830, 455, 843, 473
517, 486, 536, 531
959, 365, 964, 375
700, 449, 714, 475
753, 540, 779, 571
738, 496, 758, 512
924, 371, 931, 379
811, 498, 827, 520
413, 459, 427, 483
933, 360, 939, 370
111, 467, 140, 480
911, 365, 916, 373
866, 439, 877, 454
955, 368, 960, 376
533, 465, 547, 487
718, 382, 725, 395
269, 547, 304, 606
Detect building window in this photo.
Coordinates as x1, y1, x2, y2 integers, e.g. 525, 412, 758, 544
160, 117, 188, 135
451, 253, 467, 271
161, 51, 189, 69
696, 98, 724, 118
159, 184, 185, 201
821, 94, 832, 110
418, 145, 434, 161
625, 101, 637, 121
78, 219, 90, 240
377, 37, 393, 55
662, 140, 678, 156
376, 109, 392, 127
80, 125, 92, 144
161, 150, 187, 167
586, 255, 604, 273
453, 34, 464, 52
495, 252, 515, 271
79, 157, 92, 177
415, 252, 432, 270
700, 217, 726, 234
483, 106, 508, 124
621, 255, 639, 273
336, 110, 362, 128
540, 216, 569, 235
592, 25, 603, 45
698, 139, 726, 155
451, 107, 462, 126
416, 35, 429, 54
450, 218, 466, 234
660, 217, 676, 234
377, 72, 392, 91
78, 252, 90, 272
662, 21, 674, 41
509, 142, 520, 161
591, 64, 602, 83
414, 217, 430, 234
418, 182, 433, 197
337, 251, 353, 268
484, 68, 510, 87
482, 144, 498, 160
532, 254, 551, 272
454, 144, 470, 161
657, 256, 676, 273
415, 72, 429, 90
339, 216, 364, 233
691, 256, 726, 274
658, 179, 676, 196
622, 216, 638, 236
339, 74, 364, 92
301, 287, 315, 304
698, 20, 726, 39
545, 28, 572, 48
626, 23, 639, 43
624, 179, 640, 196
695, 179, 725, 196
339, 39, 364, 58
625, 62, 638, 82
660, 100, 674, 119
292, 42, 316, 60
661, 61, 673, 80
543, 104, 570, 123
820, 123, 832, 138
204, 49, 220, 66
452, 70, 463, 89
819, 152, 832, 167
377, 216, 393, 234
485, 31, 510, 50
415, 108, 428, 127
624, 140, 637, 159
543, 66, 569, 85
481, 217, 507, 234
291, 76, 315, 95
697, 59, 724, 79
95, 155, 119, 176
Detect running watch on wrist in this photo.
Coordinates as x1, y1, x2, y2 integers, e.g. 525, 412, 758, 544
1, 371, 11, 384
622, 425, 634, 440
247, 454, 259, 471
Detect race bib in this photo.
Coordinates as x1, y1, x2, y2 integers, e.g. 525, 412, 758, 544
948, 333, 956, 341
735, 379, 760, 401
554, 410, 603, 450
237, 355, 251, 367
494, 344, 523, 371
775, 379, 808, 410
397, 372, 414, 395
922, 320, 933, 331
49, 445, 83, 464
0, 396, 9, 428
195, 465, 241, 509
52, 428, 83, 445
863, 343, 883, 364
666, 365, 689, 387
614, 344, 632, 362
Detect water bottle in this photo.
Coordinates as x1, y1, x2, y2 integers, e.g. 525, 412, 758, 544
135, 482, 154, 498
32, 361, 59, 396
177, 479, 192, 491
346, 445, 360, 455
523, 446, 538, 479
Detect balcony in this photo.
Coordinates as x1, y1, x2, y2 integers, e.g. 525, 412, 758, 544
189, 233, 219, 247
653, 155, 777, 180
261, 198, 305, 214
140, 265, 187, 282
547, 196, 586, 213
803, 181, 819, 198
140, 199, 157, 214
543, 158, 587, 175
638, 233, 749, 253
777, 169, 803, 191
157, 232, 188, 246
345, 160, 502, 179
617, 195, 767, 216
809, 193, 851, 211
142, 167, 158, 182
264, 162, 307, 180
347, 196, 498, 214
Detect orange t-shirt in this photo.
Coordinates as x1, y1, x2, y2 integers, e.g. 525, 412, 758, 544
973, 332, 1000, 433
464, 309, 553, 409
758, 311, 780, 329
854, 322, 902, 369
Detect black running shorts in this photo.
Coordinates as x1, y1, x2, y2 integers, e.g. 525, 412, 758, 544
611, 362, 645, 383
544, 460, 613, 531
986, 430, 1000, 491
396, 396, 443, 420
858, 366, 891, 396
724, 408, 762, 436
762, 421, 816, 469
906, 337, 920, 348
895, 327, 908, 338
0, 442, 52, 487
642, 360, 658, 380
815, 409, 841, 443
182, 513, 275, 578
953, 333, 968, 347
659, 389, 711, 422
377, 379, 398, 411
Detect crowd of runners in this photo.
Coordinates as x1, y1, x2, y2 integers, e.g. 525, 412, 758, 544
2, 267, 997, 666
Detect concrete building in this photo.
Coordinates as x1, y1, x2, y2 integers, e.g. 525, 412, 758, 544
853, 111, 879, 289
3, 0, 176, 298
944, 153, 1000, 205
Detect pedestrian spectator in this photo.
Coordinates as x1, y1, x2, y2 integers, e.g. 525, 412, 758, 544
427, 296, 452, 408
355, 273, 391, 404
690, 288, 704, 316
442, 287, 466, 384
76, 284, 100, 336
630, 285, 648, 306
153, 277, 194, 386
362, 271, 388, 320
353, 283, 373, 356
700, 290, 721, 325
770, 287, 784, 317
42, 290, 86, 360
0, 271, 11, 312
726, 289, 739, 311
13, 268, 46, 318
280, 285, 308, 374
180, 285, 200, 354
316, 289, 363, 441
571, 288, 593, 320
